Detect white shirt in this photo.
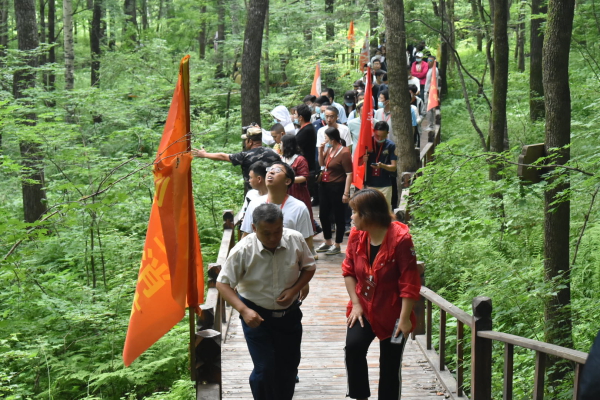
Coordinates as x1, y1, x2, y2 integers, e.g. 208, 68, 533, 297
217, 228, 316, 310
236, 189, 261, 222
331, 101, 347, 124
408, 77, 421, 94
316, 124, 353, 149
241, 194, 314, 238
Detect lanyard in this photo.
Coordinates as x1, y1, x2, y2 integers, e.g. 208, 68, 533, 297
372, 137, 385, 163
266, 195, 289, 209
325, 145, 343, 170
366, 242, 376, 280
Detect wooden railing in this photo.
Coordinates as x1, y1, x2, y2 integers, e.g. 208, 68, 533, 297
195, 210, 239, 400
418, 285, 588, 399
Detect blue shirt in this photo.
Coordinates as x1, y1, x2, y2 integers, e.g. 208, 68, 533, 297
366, 138, 397, 188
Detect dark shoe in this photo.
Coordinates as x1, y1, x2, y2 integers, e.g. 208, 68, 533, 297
316, 243, 333, 253
314, 220, 323, 235
295, 375, 300, 383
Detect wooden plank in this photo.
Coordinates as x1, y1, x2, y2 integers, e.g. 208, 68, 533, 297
517, 143, 545, 184
439, 310, 446, 371
533, 351, 546, 400
503, 343, 513, 400
457, 321, 464, 397
477, 331, 588, 364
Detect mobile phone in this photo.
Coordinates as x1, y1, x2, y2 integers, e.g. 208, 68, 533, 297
370, 163, 378, 167
390, 319, 407, 346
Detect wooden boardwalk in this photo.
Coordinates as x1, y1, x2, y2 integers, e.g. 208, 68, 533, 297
221, 233, 450, 399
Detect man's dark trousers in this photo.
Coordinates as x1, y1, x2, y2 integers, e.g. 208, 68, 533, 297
239, 297, 303, 400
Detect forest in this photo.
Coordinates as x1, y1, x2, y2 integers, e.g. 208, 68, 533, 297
1, 0, 599, 398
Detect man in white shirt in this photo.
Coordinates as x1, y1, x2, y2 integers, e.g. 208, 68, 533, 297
217, 203, 316, 400
241, 162, 315, 253
316, 106, 353, 153
321, 88, 347, 124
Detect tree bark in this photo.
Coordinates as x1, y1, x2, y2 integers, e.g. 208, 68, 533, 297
440, 0, 448, 97
124, 0, 137, 43
264, 6, 269, 95
489, 0, 508, 182
90, 0, 103, 87
384, 0, 417, 173
470, 0, 482, 51
447, 0, 455, 68
141, 0, 148, 30
63, 0, 75, 90
530, 0, 546, 121
516, 0, 525, 72
241, 0, 268, 127
0, 0, 9, 64
304, 0, 312, 42
369, 0, 378, 55
215, 0, 226, 78
47, 0, 56, 91
198, 5, 207, 59
542, 0, 575, 387
14, 0, 48, 223
325, 0, 334, 41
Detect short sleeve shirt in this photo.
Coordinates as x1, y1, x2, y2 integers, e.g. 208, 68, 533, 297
322, 147, 353, 183
229, 147, 281, 182
316, 124, 353, 149
241, 194, 314, 238
217, 228, 316, 310
366, 138, 397, 188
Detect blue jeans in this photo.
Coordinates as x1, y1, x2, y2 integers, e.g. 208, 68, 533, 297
239, 296, 303, 400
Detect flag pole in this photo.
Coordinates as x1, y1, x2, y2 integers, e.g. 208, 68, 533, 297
189, 307, 197, 381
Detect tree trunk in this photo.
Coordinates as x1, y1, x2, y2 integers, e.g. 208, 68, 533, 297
489, 0, 508, 182
198, 5, 206, 59
124, 0, 137, 43
542, 0, 575, 388
0, 0, 9, 64
90, 0, 103, 87
63, 0, 75, 90
530, 0, 546, 121
304, 0, 312, 42
215, 0, 225, 78
516, 0, 525, 72
241, 0, 268, 127
447, 0, 455, 68
141, 0, 148, 30
325, 0, 334, 41
383, 0, 417, 173
39, 0, 46, 61
263, 6, 269, 95
470, 0, 482, 51
369, 0, 378, 55
14, 0, 48, 223
440, 0, 448, 97
47, 0, 56, 91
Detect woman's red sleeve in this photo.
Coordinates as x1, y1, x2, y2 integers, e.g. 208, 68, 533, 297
396, 233, 421, 300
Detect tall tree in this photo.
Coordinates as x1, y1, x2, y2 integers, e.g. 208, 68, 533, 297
470, 0, 482, 51
325, 0, 334, 41
198, 5, 207, 59
369, 0, 378, 55
383, 0, 417, 173
47, 0, 56, 90
489, 0, 508, 182
14, 0, 48, 223
440, 0, 448, 97
542, 0, 576, 387
90, 0, 104, 87
0, 0, 9, 63
241, 0, 268, 127
263, 6, 270, 95
124, 0, 137, 43
63, 0, 75, 90
141, 0, 148, 30
530, 0, 546, 121
215, 0, 225, 78
516, 0, 525, 72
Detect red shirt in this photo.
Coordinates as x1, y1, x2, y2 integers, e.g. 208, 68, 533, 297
341, 221, 421, 340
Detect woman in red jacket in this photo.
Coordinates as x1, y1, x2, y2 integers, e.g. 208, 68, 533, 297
342, 189, 421, 399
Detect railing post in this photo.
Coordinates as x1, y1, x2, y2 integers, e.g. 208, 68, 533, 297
471, 296, 492, 400
412, 262, 426, 339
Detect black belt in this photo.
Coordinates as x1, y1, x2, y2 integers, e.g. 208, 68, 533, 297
239, 295, 302, 318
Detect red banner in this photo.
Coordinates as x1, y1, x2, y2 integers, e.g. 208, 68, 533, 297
123, 55, 204, 367
311, 63, 321, 97
359, 32, 370, 72
427, 60, 440, 111
352, 67, 374, 189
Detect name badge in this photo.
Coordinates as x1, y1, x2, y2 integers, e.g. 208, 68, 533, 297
321, 170, 331, 182
361, 277, 376, 301
371, 165, 381, 177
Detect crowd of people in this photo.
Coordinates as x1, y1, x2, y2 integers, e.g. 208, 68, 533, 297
192, 43, 439, 400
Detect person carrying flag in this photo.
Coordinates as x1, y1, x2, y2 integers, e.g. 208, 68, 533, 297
424, 56, 441, 132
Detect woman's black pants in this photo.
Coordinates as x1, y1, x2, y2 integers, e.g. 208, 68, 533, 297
345, 318, 407, 399
318, 181, 346, 244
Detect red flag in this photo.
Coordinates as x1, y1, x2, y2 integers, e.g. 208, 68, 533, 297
311, 63, 321, 97
123, 55, 204, 367
347, 21, 355, 47
359, 32, 370, 72
427, 60, 440, 111
352, 67, 374, 189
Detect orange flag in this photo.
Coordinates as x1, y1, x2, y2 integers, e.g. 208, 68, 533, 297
427, 60, 440, 111
359, 32, 370, 72
311, 63, 321, 97
352, 67, 374, 190
347, 21, 355, 47
123, 55, 204, 367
